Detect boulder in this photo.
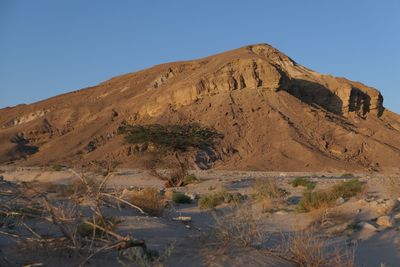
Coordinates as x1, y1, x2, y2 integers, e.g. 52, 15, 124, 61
376, 216, 394, 228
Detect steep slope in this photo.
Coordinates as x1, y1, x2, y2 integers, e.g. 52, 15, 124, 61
1, 44, 400, 172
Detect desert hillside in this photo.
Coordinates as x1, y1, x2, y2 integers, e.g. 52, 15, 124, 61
1, 44, 400, 172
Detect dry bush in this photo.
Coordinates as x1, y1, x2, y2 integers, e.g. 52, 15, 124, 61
281, 229, 357, 267
252, 178, 288, 212
125, 187, 164, 216
198, 190, 243, 210
0, 169, 154, 266
210, 206, 267, 248
252, 178, 288, 201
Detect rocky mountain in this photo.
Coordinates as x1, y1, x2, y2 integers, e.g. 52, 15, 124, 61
1, 44, 400, 172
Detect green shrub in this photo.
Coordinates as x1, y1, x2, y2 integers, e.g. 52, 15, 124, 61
252, 178, 288, 201
290, 177, 316, 191
183, 174, 198, 186
332, 179, 363, 198
118, 123, 223, 151
340, 173, 355, 178
297, 179, 364, 212
198, 191, 242, 209
77, 216, 120, 237
51, 164, 64, 171
297, 191, 336, 212
171, 192, 192, 204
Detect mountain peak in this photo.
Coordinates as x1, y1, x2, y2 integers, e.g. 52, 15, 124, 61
0, 44, 399, 172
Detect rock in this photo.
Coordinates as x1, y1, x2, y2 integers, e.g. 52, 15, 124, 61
0, 175, 3, 181
357, 199, 368, 205
172, 216, 192, 223
185, 192, 199, 200
275, 210, 288, 215
376, 216, 394, 228
369, 199, 397, 215
358, 222, 378, 232
336, 197, 345, 205
393, 213, 400, 220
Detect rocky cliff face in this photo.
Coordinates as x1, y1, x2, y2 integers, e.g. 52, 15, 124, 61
0, 44, 399, 172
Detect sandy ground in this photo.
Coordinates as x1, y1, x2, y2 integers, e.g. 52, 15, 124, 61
0, 167, 399, 266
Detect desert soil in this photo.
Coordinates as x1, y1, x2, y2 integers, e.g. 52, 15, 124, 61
0, 167, 399, 266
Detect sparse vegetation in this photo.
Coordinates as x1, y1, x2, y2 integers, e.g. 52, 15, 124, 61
77, 215, 121, 237
118, 123, 223, 187
297, 190, 336, 212
199, 191, 243, 210
282, 229, 357, 267
0, 172, 153, 266
183, 173, 198, 185
290, 177, 316, 191
341, 173, 355, 178
125, 187, 164, 216
252, 178, 288, 202
171, 192, 192, 204
298, 179, 364, 212
118, 123, 223, 151
50, 164, 64, 171
331, 179, 364, 198
209, 206, 266, 248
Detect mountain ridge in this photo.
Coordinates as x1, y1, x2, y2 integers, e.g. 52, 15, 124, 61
1, 44, 400, 173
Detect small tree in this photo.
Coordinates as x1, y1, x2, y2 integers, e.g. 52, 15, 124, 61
118, 123, 223, 186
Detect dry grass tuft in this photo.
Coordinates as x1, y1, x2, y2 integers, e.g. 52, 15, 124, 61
198, 191, 243, 210
125, 187, 164, 216
0, 165, 158, 266
252, 178, 288, 212
209, 206, 267, 248
252, 178, 288, 201
282, 228, 357, 267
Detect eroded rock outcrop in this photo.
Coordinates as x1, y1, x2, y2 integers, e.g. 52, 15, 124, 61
0, 43, 399, 172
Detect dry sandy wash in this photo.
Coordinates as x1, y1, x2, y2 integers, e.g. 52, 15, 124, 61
0, 167, 400, 266
1, 44, 400, 173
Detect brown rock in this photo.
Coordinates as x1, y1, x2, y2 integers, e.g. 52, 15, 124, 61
376, 216, 394, 228
1, 44, 400, 172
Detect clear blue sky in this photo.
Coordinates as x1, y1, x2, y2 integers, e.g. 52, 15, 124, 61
1, 1, 399, 113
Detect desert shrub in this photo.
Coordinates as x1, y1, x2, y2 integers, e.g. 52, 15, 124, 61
297, 191, 337, 212
77, 215, 120, 237
119, 123, 222, 187
199, 191, 242, 210
164, 168, 198, 187
183, 173, 198, 185
290, 177, 316, 191
331, 179, 364, 198
50, 164, 64, 171
126, 188, 164, 216
340, 173, 355, 178
171, 192, 192, 204
57, 176, 98, 196
298, 179, 364, 212
118, 123, 223, 151
210, 207, 267, 248
252, 178, 288, 201
282, 229, 357, 267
